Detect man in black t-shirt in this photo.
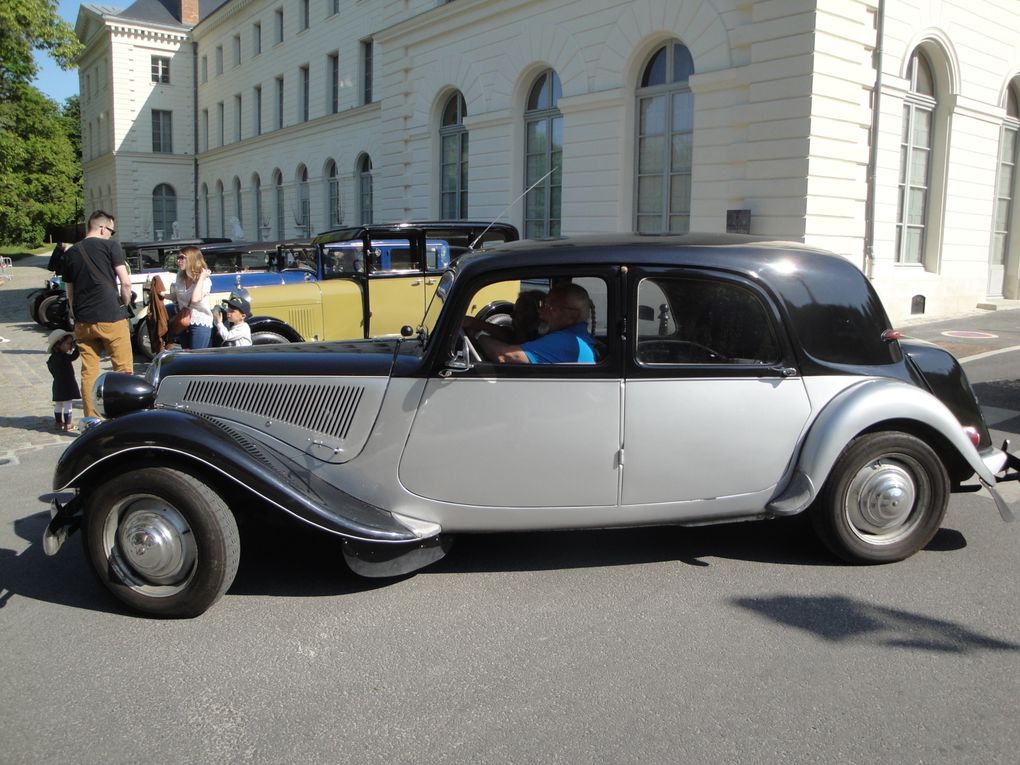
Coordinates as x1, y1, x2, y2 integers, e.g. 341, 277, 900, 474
63, 210, 133, 418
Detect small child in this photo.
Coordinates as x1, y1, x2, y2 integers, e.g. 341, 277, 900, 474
214, 293, 252, 347
46, 329, 80, 432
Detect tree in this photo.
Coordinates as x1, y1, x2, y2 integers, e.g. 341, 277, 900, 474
0, 84, 80, 244
0, 0, 81, 94
0, 1, 83, 244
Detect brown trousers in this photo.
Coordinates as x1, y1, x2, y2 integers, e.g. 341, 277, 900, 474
74, 320, 133, 417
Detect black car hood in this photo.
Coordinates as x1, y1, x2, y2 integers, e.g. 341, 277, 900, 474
150, 338, 411, 380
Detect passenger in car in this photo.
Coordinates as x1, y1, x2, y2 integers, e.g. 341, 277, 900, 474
467, 284, 596, 364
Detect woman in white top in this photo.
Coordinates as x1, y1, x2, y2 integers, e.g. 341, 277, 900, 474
173, 246, 213, 349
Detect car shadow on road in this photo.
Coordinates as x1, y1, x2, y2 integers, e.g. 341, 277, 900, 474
731, 593, 1019, 654
2, 506, 974, 614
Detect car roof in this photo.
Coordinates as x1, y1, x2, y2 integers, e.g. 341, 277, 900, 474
312, 221, 519, 246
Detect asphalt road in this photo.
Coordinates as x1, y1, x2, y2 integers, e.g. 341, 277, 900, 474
2, 263, 1020, 763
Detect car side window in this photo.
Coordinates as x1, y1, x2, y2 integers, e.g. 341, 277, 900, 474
635, 276, 780, 365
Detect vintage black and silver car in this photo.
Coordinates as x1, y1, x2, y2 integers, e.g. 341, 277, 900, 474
43, 233, 1018, 617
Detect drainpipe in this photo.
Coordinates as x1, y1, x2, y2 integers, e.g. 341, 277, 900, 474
863, 0, 886, 279
192, 40, 199, 236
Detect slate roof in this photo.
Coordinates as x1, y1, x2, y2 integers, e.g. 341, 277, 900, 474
82, 0, 229, 27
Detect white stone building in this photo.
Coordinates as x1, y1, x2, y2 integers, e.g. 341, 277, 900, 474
76, 0, 1020, 322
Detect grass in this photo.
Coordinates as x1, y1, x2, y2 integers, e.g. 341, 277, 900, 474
0, 245, 51, 261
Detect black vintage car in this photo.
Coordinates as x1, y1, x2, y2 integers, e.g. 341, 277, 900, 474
43, 234, 1018, 617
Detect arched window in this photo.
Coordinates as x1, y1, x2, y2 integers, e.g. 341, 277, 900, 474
524, 69, 562, 238
896, 50, 936, 264
273, 170, 285, 239
635, 41, 694, 234
252, 174, 263, 241
358, 155, 373, 224
326, 160, 341, 228
152, 183, 176, 240
297, 165, 310, 235
233, 177, 243, 236
440, 92, 468, 219
991, 84, 1019, 294
216, 180, 225, 238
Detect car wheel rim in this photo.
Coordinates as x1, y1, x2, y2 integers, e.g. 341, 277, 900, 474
844, 455, 927, 544
103, 496, 197, 596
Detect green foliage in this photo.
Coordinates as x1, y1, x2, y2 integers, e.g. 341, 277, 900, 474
0, 83, 80, 245
0, 0, 82, 95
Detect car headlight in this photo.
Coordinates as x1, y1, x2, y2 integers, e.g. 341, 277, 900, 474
93, 372, 155, 418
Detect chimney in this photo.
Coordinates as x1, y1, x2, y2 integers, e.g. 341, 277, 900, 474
159, 0, 199, 25
179, 0, 198, 25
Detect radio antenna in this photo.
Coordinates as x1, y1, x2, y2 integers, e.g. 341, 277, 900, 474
470, 166, 556, 249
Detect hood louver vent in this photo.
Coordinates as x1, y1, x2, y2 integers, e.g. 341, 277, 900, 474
183, 379, 366, 441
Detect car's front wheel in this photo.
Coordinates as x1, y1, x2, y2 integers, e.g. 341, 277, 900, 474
812, 432, 949, 563
83, 467, 240, 617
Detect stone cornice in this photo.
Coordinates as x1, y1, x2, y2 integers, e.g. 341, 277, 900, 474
193, 0, 259, 41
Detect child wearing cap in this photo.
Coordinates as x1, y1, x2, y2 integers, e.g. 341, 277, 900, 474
46, 329, 80, 431
214, 294, 252, 347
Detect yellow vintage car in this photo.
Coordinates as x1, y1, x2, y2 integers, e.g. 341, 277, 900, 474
244, 222, 520, 344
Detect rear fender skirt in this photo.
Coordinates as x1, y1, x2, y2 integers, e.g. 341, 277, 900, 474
54, 409, 428, 543
797, 378, 995, 490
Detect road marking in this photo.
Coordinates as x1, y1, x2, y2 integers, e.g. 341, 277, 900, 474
960, 344, 1020, 363
942, 330, 999, 339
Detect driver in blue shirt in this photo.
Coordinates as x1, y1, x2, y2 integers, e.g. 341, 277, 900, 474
467, 283, 596, 364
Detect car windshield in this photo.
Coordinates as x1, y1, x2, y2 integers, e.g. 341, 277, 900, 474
420, 270, 457, 344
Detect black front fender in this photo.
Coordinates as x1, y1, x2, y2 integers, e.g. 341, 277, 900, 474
55, 409, 419, 543
247, 316, 305, 342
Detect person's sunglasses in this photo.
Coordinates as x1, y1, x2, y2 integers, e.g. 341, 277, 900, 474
103, 225, 116, 235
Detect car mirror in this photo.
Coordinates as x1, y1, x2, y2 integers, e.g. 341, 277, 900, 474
445, 333, 476, 372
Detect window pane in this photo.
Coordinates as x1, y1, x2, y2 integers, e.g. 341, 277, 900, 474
907, 188, 926, 224
668, 214, 690, 234
903, 227, 923, 263
642, 47, 667, 88
638, 136, 664, 174
912, 109, 932, 147
527, 120, 547, 153
637, 176, 662, 215
637, 214, 659, 234
526, 154, 547, 186
910, 147, 929, 185
671, 133, 693, 171
992, 233, 1007, 265
640, 96, 666, 136
998, 167, 1015, 199
670, 174, 691, 214
672, 44, 694, 84
672, 91, 694, 133
525, 187, 545, 220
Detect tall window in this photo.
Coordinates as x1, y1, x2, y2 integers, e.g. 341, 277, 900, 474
253, 174, 263, 240
253, 22, 262, 56
201, 184, 209, 237
152, 184, 176, 240
215, 46, 223, 76
152, 109, 172, 153
216, 181, 225, 238
361, 39, 373, 105
201, 56, 207, 83
896, 50, 936, 264
217, 101, 224, 146
151, 56, 170, 84
635, 41, 694, 234
358, 155, 373, 224
234, 94, 242, 141
440, 92, 468, 219
297, 166, 310, 234
233, 177, 243, 235
201, 109, 208, 151
232, 35, 241, 67
253, 85, 262, 136
275, 76, 284, 129
300, 0, 309, 30
993, 86, 1019, 286
274, 170, 285, 238
326, 160, 341, 227
275, 8, 284, 45
328, 52, 340, 113
299, 65, 310, 122
524, 69, 562, 238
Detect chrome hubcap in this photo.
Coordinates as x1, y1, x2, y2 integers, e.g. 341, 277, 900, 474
845, 457, 922, 541
104, 497, 196, 594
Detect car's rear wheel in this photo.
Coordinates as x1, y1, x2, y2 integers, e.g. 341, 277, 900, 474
38, 293, 67, 329
251, 330, 290, 345
812, 432, 949, 563
133, 317, 154, 360
83, 467, 240, 618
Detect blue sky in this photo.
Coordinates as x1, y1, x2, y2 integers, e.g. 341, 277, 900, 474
33, 1, 84, 105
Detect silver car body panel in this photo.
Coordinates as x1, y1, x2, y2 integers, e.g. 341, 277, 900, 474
145, 369, 995, 536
